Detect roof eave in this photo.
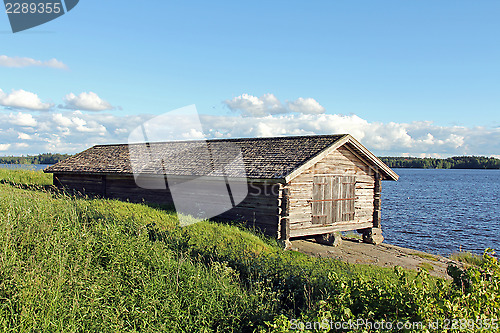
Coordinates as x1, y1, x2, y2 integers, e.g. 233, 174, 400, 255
46, 170, 286, 183
283, 134, 399, 182
284, 134, 351, 183
345, 135, 399, 181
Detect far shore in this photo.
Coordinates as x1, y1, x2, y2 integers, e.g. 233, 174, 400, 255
2, 153, 500, 169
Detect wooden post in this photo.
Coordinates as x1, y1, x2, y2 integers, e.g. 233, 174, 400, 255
373, 173, 382, 228
278, 184, 291, 249
361, 172, 384, 245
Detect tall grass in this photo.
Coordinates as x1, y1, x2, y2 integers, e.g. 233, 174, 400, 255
1, 169, 498, 332
0, 182, 275, 332
450, 251, 485, 266
0, 168, 52, 186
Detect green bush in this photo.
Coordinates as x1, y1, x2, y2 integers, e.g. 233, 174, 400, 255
262, 250, 499, 332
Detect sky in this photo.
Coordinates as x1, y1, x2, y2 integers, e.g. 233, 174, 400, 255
1, 0, 499, 157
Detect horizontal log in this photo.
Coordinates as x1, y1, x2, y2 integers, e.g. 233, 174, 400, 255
355, 206, 375, 212
290, 222, 373, 238
290, 215, 372, 227
288, 208, 312, 217
355, 211, 374, 219
355, 201, 375, 207
216, 212, 279, 226
57, 175, 103, 181
355, 188, 375, 196
288, 214, 312, 222
290, 174, 374, 184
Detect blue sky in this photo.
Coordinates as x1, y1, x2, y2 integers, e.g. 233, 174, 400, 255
1, 1, 499, 157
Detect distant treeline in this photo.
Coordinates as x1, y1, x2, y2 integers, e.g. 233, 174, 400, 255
2, 153, 500, 169
0, 153, 72, 165
379, 156, 500, 169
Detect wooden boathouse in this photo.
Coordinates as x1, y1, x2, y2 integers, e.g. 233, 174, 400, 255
44, 134, 398, 245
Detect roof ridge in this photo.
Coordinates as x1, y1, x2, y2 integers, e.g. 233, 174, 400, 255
94, 134, 348, 148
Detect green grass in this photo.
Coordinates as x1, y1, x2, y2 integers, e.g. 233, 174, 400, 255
450, 251, 485, 266
0, 175, 272, 332
341, 230, 362, 240
413, 252, 439, 262
1, 169, 499, 332
417, 262, 435, 271
0, 168, 52, 186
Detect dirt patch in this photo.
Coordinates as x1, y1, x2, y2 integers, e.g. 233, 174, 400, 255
291, 238, 455, 279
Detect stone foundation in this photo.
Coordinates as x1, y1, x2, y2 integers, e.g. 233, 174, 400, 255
315, 232, 342, 247
361, 228, 384, 245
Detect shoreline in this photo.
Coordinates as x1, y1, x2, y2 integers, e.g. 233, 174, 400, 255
291, 238, 459, 279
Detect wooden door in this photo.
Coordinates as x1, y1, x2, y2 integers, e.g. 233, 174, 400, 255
312, 175, 356, 225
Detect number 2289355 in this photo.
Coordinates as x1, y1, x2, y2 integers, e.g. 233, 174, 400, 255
5, 2, 62, 14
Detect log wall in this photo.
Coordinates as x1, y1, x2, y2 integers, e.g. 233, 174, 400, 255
54, 174, 106, 196
54, 173, 281, 237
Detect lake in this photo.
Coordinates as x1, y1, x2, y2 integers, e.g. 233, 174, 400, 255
383, 168, 500, 256
0, 164, 51, 171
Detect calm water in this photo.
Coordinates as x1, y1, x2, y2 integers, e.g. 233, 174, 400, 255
383, 169, 500, 256
0, 164, 51, 171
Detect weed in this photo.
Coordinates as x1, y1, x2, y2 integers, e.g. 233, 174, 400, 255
450, 251, 485, 266
413, 252, 439, 261
418, 262, 435, 271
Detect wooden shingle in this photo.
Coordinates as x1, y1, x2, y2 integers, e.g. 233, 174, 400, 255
45, 134, 347, 179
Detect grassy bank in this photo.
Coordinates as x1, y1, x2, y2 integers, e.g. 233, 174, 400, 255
0, 168, 52, 186
0, 169, 498, 332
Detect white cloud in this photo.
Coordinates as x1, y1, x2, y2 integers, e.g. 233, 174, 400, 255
51, 113, 107, 134
0, 111, 151, 155
52, 113, 74, 127
62, 92, 114, 111
114, 128, 129, 135
198, 113, 500, 157
287, 97, 325, 114
224, 93, 326, 116
0, 144, 11, 151
0, 55, 68, 69
180, 128, 205, 140
0, 109, 498, 158
224, 93, 286, 116
9, 112, 38, 127
18, 132, 32, 140
0, 89, 53, 110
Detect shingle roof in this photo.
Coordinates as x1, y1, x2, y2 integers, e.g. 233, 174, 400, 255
44, 134, 347, 179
